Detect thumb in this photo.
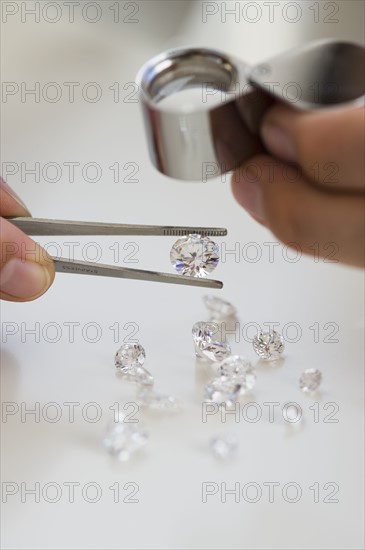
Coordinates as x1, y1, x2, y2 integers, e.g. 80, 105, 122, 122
0, 218, 55, 302
0, 179, 55, 301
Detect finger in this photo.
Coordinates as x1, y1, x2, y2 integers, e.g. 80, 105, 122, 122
231, 155, 365, 267
0, 176, 31, 217
0, 217, 55, 302
261, 105, 365, 191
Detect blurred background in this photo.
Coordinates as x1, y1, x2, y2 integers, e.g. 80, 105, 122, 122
1, 2, 364, 549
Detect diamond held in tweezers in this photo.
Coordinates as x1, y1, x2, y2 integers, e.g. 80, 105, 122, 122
170, 234, 219, 278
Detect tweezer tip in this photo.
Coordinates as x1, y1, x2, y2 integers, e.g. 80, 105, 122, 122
203, 279, 223, 289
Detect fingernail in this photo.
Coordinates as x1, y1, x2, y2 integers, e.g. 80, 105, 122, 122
0, 177, 31, 216
261, 124, 296, 162
232, 168, 265, 222
0, 258, 51, 299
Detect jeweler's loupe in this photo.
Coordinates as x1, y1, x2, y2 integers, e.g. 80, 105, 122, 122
136, 40, 365, 181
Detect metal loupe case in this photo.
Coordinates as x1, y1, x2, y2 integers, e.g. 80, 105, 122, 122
136, 39, 365, 181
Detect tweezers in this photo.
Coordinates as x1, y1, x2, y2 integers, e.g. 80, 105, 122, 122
8, 217, 227, 289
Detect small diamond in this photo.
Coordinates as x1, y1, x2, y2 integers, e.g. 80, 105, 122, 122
210, 434, 238, 459
170, 234, 219, 277
203, 295, 237, 321
192, 321, 220, 346
192, 321, 231, 362
103, 421, 148, 462
217, 355, 256, 391
252, 330, 284, 361
115, 343, 146, 373
204, 356, 256, 405
136, 389, 183, 413
204, 376, 243, 407
299, 369, 322, 392
199, 341, 232, 362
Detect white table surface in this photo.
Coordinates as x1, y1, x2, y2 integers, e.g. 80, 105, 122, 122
1, 2, 364, 549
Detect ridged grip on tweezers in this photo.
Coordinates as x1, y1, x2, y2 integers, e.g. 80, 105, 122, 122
9, 218, 227, 237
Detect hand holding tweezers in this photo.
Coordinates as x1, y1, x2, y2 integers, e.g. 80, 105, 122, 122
8, 217, 227, 289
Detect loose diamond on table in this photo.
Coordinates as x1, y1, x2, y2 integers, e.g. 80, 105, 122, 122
252, 330, 285, 361
199, 341, 231, 362
192, 321, 231, 362
103, 420, 149, 462
115, 343, 146, 373
204, 376, 243, 407
210, 434, 239, 460
170, 234, 219, 277
217, 355, 256, 392
192, 321, 220, 346
203, 295, 237, 321
299, 369, 322, 392
204, 356, 257, 406
136, 389, 183, 413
